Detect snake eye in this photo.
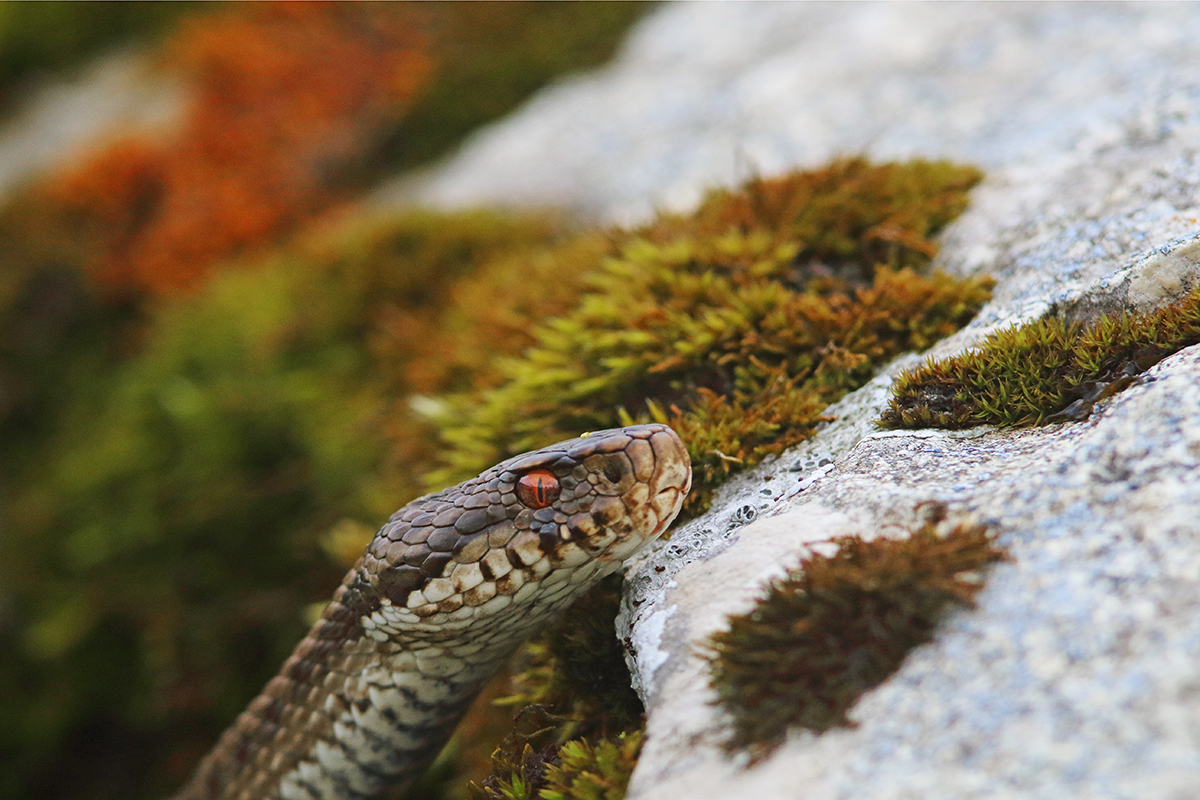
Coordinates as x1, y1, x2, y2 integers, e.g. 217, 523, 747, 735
517, 470, 560, 509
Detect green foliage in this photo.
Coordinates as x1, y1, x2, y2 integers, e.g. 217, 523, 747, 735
468, 706, 643, 800
540, 732, 644, 800
880, 285, 1200, 429
707, 520, 1007, 759
422, 159, 991, 514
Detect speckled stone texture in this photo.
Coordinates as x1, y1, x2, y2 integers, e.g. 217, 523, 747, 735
403, 3, 1200, 798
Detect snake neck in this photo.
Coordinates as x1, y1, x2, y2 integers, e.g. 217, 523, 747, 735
171, 564, 614, 800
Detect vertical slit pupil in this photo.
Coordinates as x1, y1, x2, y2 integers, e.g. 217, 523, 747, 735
517, 470, 560, 508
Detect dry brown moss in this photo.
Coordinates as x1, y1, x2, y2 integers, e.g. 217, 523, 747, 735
707, 520, 1007, 760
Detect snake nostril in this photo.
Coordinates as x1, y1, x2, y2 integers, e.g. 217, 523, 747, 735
603, 462, 622, 484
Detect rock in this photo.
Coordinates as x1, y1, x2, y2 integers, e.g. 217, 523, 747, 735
396, 2, 1200, 227
405, 3, 1200, 797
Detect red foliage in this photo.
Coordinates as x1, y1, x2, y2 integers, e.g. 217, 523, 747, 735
48, 2, 432, 296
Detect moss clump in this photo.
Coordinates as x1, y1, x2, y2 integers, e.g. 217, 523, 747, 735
421, 159, 991, 515
468, 706, 643, 800
640, 158, 979, 280
880, 285, 1200, 429
540, 732, 644, 800
383, 230, 612, 397
707, 520, 1006, 759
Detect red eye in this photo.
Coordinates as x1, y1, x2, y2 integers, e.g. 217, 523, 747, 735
517, 470, 560, 509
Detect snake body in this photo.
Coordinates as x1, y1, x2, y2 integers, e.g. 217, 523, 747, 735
171, 424, 691, 800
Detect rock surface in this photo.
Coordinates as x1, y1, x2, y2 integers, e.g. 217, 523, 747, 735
405, 3, 1200, 798
395, 2, 1200, 227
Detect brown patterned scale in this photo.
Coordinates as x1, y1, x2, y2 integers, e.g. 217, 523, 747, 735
170, 423, 691, 800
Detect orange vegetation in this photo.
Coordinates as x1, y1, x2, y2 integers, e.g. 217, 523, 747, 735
48, 3, 431, 296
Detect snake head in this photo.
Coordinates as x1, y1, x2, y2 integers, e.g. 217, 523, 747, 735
503, 422, 693, 565
353, 424, 690, 623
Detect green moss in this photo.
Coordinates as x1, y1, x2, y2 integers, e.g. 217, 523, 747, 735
388, 230, 611, 396
468, 706, 643, 800
540, 732, 644, 800
707, 520, 1006, 760
460, 575, 642, 800
641, 158, 981, 279
467, 705, 569, 800
880, 285, 1200, 429
421, 159, 990, 515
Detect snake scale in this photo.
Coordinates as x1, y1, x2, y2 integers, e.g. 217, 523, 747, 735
171, 423, 691, 800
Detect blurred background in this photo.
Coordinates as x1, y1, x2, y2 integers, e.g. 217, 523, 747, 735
0, 3, 653, 798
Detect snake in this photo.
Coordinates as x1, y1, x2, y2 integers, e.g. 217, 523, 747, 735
170, 423, 691, 800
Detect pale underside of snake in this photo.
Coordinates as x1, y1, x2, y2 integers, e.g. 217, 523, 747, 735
170, 423, 692, 800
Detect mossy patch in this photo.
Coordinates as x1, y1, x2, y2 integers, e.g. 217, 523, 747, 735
707, 519, 1007, 760
880, 284, 1200, 429
467, 705, 643, 800
418, 158, 991, 516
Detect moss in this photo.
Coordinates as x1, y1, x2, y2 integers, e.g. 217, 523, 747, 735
880, 284, 1200, 429
539, 732, 644, 800
467, 706, 643, 800
457, 575, 642, 800
642, 158, 981, 281
385, 230, 611, 396
707, 519, 1007, 760
420, 159, 991, 515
